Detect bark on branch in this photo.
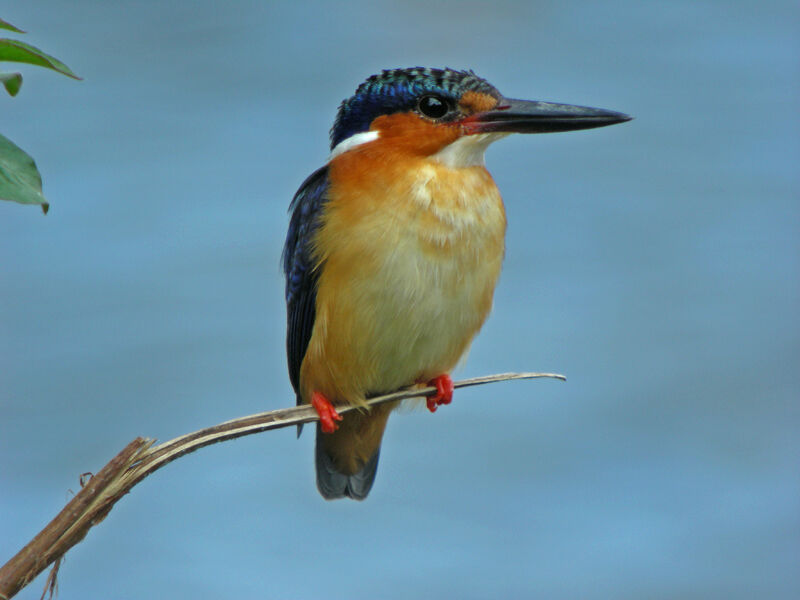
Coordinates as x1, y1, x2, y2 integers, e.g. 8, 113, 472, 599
0, 371, 564, 599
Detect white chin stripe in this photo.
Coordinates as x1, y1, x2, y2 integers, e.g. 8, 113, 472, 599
329, 130, 380, 159
431, 132, 509, 168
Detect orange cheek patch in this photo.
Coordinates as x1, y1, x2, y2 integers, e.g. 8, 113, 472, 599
459, 91, 499, 114
369, 112, 461, 156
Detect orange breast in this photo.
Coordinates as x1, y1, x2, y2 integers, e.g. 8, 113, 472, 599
299, 127, 506, 407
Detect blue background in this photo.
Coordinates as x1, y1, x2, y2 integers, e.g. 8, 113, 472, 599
2, 1, 797, 598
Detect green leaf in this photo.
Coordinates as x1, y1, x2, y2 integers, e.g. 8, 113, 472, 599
0, 133, 49, 214
0, 38, 80, 80
0, 18, 25, 33
0, 70, 22, 95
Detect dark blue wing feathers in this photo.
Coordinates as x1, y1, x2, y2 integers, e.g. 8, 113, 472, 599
282, 165, 329, 404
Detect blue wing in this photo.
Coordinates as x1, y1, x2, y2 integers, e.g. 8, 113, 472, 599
282, 165, 330, 405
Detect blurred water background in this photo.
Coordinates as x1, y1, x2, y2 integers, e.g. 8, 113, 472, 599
1, 1, 797, 598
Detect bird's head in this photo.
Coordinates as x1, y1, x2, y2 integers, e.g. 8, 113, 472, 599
329, 67, 631, 167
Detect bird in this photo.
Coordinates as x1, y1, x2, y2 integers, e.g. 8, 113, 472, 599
282, 67, 630, 500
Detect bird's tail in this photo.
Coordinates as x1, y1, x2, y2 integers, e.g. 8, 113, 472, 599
315, 429, 381, 500
314, 402, 395, 500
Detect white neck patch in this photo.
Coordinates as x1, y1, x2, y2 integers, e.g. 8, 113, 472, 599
329, 130, 380, 160
431, 132, 509, 168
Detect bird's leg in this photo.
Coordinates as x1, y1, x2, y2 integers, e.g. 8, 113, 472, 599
426, 374, 454, 413
311, 391, 342, 433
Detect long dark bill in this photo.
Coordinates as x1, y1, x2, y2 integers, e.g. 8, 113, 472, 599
466, 98, 632, 134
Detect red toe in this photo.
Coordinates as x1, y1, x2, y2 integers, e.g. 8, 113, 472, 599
311, 391, 342, 433
426, 374, 454, 413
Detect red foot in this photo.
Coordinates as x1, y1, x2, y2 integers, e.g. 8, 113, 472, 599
426, 374, 454, 413
311, 391, 342, 433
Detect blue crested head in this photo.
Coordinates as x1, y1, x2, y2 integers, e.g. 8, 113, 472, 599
329, 67, 501, 150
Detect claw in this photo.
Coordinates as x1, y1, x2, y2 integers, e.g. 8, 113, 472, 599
311, 391, 342, 433
426, 374, 454, 413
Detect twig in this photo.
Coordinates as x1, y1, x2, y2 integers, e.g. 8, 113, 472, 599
0, 371, 564, 599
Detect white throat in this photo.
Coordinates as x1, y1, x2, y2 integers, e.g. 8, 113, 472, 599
431, 132, 509, 168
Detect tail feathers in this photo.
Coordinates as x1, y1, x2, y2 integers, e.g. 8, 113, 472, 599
315, 426, 381, 501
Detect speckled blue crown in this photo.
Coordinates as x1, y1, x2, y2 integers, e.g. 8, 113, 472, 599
329, 67, 501, 149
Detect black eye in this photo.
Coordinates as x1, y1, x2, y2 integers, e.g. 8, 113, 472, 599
417, 94, 450, 119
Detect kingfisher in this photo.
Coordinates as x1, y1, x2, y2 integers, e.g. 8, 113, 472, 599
283, 67, 630, 500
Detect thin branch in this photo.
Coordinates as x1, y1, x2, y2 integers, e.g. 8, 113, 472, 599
125, 371, 565, 486
0, 371, 564, 599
